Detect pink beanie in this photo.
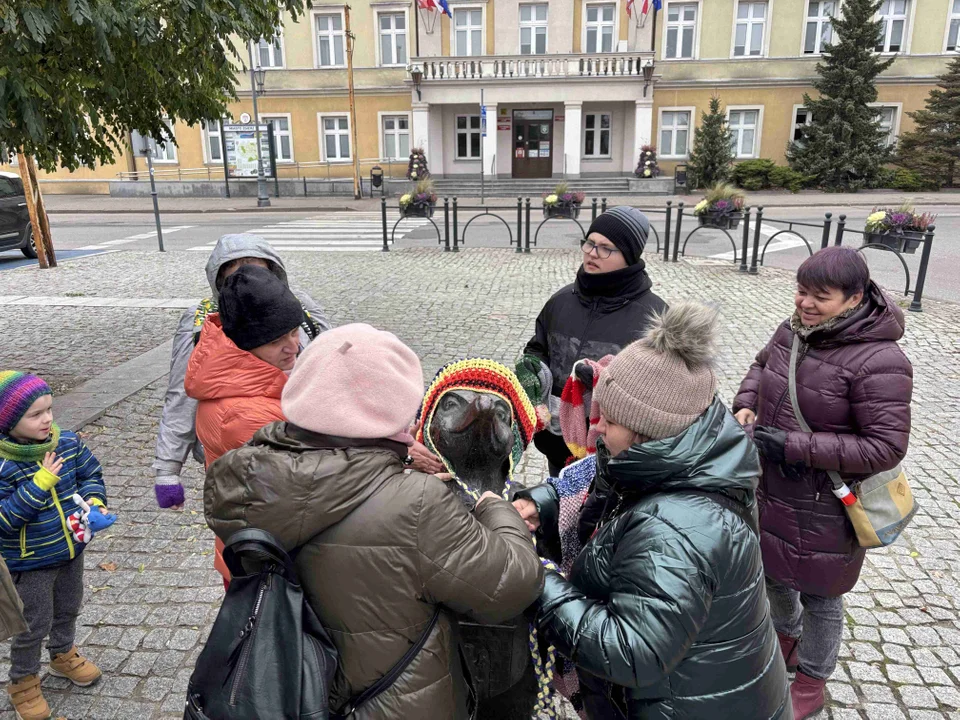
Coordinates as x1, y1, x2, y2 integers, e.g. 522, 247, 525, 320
281, 323, 424, 443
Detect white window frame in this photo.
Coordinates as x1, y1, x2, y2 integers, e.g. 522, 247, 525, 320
662, 1, 700, 60
582, 111, 613, 159
658, 107, 695, 159
252, 31, 285, 69
869, 102, 902, 147
944, 0, 960, 52
731, 0, 769, 58
147, 119, 177, 164
519, 3, 549, 55
875, 0, 912, 54
726, 106, 764, 159
455, 114, 482, 160
376, 9, 409, 67
583, 1, 619, 54
312, 9, 347, 68
261, 113, 295, 164
453, 5, 485, 57
202, 120, 223, 165
791, 105, 813, 144
317, 113, 352, 162
378, 111, 412, 161
802, 0, 837, 55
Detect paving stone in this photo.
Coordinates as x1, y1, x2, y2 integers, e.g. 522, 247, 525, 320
864, 704, 908, 720
898, 686, 939, 709
829, 683, 861, 706
887, 665, 924, 685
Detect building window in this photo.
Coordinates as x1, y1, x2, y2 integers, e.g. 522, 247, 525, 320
379, 13, 407, 66
660, 110, 691, 157
804, 1, 835, 55
263, 115, 294, 162
321, 115, 351, 161
728, 108, 760, 158
585, 3, 616, 53
382, 115, 410, 160
947, 0, 960, 51
665, 3, 697, 59
456, 115, 482, 159
792, 107, 812, 143
202, 120, 222, 163
254, 35, 284, 68
583, 113, 612, 158
876, 0, 909, 53
520, 4, 548, 55
877, 106, 898, 146
147, 119, 177, 163
734, 1, 766, 57
454, 8, 483, 56
316, 13, 345, 67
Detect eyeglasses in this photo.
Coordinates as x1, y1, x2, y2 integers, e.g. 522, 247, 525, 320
580, 238, 620, 259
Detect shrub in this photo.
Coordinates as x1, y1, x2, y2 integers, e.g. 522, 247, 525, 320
731, 159, 777, 191
890, 168, 933, 192
768, 166, 809, 193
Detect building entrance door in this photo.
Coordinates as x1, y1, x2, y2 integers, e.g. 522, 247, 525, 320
512, 110, 554, 179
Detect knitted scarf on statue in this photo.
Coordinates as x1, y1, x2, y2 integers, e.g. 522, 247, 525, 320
415, 359, 558, 717
0, 424, 62, 463
558, 356, 613, 461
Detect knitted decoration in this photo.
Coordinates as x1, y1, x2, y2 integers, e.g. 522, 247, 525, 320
559, 357, 613, 460
414, 359, 556, 717
0, 424, 61, 463
0, 371, 52, 436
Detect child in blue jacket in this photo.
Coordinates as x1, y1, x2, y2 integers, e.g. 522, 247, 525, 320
0, 371, 107, 720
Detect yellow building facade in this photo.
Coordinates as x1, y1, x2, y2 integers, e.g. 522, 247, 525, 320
3, 0, 956, 189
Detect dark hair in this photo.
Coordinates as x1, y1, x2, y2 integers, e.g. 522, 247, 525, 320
796, 247, 870, 299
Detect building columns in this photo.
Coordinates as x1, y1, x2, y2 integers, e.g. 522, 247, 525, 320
634, 102, 654, 169
412, 102, 430, 161
482, 103, 497, 176
563, 101, 583, 179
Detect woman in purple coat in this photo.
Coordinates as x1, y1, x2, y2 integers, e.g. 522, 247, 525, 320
733, 247, 913, 720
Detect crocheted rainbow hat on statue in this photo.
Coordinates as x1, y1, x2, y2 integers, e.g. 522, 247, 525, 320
415, 359, 539, 486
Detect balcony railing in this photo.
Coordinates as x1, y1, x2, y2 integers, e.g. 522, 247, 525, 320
413, 52, 653, 81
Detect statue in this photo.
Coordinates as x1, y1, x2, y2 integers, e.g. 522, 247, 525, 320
416, 359, 544, 720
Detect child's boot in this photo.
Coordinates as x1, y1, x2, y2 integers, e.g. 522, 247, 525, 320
48, 646, 101, 687
7, 674, 51, 720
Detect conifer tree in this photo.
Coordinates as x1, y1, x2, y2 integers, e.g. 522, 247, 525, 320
787, 0, 894, 191
896, 56, 960, 188
689, 97, 734, 188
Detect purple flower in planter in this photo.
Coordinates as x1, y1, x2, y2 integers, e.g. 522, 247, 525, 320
713, 200, 731, 212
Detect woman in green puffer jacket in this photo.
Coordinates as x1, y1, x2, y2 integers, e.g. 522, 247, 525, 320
513, 301, 791, 720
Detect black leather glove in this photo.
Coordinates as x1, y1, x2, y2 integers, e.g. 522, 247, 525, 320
753, 426, 787, 465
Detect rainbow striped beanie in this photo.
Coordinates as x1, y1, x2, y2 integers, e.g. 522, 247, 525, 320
0, 372, 52, 435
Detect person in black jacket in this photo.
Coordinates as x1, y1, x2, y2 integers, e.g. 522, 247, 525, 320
513, 302, 791, 720
517, 206, 666, 476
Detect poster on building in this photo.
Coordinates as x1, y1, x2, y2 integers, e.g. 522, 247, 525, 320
221, 124, 272, 178
540, 142, 550, 157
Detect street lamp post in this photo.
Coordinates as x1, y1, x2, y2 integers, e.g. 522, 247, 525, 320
247, 42, 271, 208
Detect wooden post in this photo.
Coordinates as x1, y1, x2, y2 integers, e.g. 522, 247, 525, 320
345, 4, 362, 200
16, 153, 56, 268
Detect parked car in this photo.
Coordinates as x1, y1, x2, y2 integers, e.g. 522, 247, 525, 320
0, 171, 36, 258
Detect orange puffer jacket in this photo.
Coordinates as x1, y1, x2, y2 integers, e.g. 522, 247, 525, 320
184, 313, 288, 581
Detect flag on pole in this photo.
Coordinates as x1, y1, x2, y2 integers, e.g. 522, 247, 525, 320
437, 0, 453, 17
626, 0, 635, 17
417, 0, 438, 9
640, 0, 660, 26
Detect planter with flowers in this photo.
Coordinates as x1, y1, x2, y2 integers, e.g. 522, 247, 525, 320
693, 183, 746, 230
542, 182, 586, 219
635, 145, 661, 179
399, 179, 437, 218
407, 148, 430, 181
864, 204, 935, 255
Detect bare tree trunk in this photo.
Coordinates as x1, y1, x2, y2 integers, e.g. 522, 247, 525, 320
16, 153, 57, 268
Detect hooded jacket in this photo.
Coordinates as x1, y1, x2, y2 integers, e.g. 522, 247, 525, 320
153, 235, 329, 478
733, 283, 913, 597
524, 399, 790, 719
205, 423, 545, 719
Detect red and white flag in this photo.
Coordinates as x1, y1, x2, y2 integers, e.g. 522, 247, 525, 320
626, 0, 635, 16
417, 0, 438, 10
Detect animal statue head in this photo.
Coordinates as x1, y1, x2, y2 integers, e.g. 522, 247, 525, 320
416, 359, 538, 506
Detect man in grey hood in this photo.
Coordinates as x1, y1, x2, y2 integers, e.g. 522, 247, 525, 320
153, 234, 330, 508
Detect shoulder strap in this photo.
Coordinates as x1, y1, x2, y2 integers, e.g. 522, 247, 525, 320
338, 607, 442, 717
682, 490, 759, 537
788, 336, 845, 490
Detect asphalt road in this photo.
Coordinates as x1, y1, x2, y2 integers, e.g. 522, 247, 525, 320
2, 202, 956, 305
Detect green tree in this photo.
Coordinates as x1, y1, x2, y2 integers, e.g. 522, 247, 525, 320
896, 56, 960, 188
689, 96, 734, 189
0, 0, 308, 172
787, 0, 894, 191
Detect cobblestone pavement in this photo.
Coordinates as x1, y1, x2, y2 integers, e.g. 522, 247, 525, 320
0, 249, 956, 719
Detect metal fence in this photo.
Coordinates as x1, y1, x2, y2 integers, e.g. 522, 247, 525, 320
378, 198, 937, 312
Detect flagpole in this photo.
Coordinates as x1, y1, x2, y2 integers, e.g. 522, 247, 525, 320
651, 6, 657, 52
414, 0, 420, 58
